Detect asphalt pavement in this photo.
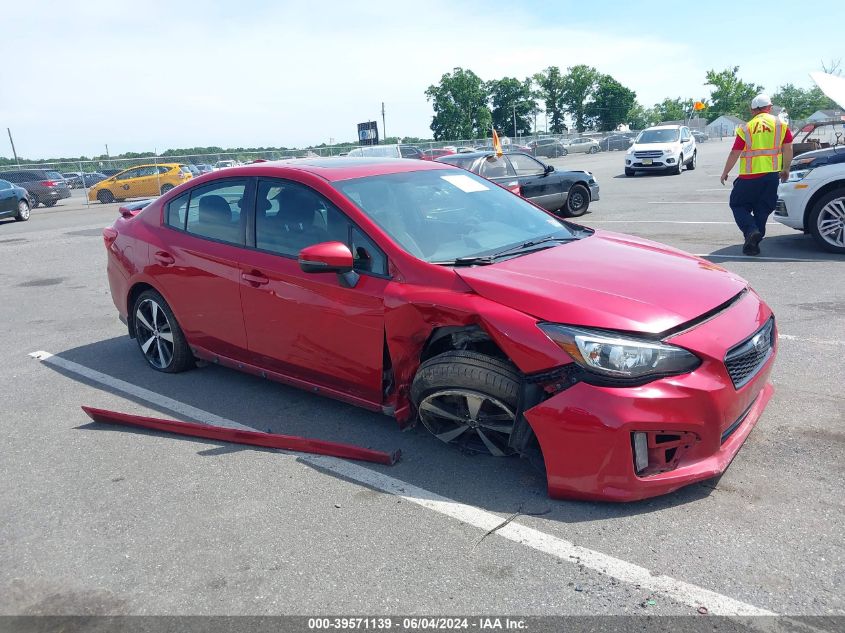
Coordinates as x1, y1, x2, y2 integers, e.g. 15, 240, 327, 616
0, 143, 842, 624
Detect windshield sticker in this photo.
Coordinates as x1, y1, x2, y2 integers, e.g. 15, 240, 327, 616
441, 174, 490, 192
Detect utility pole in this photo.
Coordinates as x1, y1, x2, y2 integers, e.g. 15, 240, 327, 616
381, 102, 386, 144
105, 144, 110, 159
7, 128, 19, 165
512, 105, 517, 140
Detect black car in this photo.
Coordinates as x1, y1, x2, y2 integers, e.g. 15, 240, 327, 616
528, 138, 569, 158
62, 172, 83, 188
692, 130, 709, 142
436, 151, 600, 217
598, 135, 633, 151
0, 178, 32, 222
100, 169, 123, 177
0, 169, 72, 208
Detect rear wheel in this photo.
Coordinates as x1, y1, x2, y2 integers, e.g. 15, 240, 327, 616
411, 351, 521, 457
561, 183, 590, 217
687, 151, 697, 170
808, 188, 845, 254
15, 200, 30, 221
131, 289, 194, 373
97, 190, 114, 204
44, 200, 57, 207
561, 148, 568, 156
29, 194, 39, 208
589, 145, 598, 154
160, 184, 174, 195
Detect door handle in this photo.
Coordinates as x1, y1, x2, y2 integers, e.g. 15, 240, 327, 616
241, 271, 269, 286
154, 251, 175, 266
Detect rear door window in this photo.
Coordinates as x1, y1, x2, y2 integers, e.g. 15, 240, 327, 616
185, 180, 247, 244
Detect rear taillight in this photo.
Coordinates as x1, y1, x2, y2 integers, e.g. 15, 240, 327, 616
41, 180, 58, 187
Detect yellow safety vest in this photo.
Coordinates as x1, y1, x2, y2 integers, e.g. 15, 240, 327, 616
736, 113, 787, 175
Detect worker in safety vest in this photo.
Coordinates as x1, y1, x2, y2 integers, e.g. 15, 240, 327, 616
720, 94, 793, 255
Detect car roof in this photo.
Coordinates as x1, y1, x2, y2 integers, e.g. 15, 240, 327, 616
189, 157, 455, 182
645, 125, 683, 130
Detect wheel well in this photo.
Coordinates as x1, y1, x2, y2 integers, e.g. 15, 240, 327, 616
126, 282, 155, 337
803, 181, 845, 230
419, 325, 509, 364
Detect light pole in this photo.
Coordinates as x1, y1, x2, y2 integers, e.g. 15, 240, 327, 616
512, 104, 517, 140
7, 128, 19, 165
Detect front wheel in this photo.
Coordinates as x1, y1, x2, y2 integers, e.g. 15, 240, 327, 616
560, 183, 590, 217
808, 188, 845, 254
411, 351, 521, 457
15, 200, 30, 221
131, 289, 194, 373
672, 155, 683, 175
589, 146, 598, 154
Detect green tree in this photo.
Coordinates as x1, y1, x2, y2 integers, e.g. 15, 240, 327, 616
425, 68, 492, 140
771, 84, 837, 120
626, 102, 656, 130
561, 65, 601, 132
704, 67, 763, 122
533, 66, 567, 133
586, 75, 637, 131
652, 97, 694, 122
487, 77, 536, 137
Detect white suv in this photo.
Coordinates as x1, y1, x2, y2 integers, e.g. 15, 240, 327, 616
775, 148, 845, 253
625, 125, 697, 176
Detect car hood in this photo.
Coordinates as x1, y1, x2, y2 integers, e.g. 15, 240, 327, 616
792, 146, 845, 168
454, 231, 748, 334
629, 142, 679, 152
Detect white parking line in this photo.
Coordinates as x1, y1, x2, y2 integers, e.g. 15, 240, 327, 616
30, 349, 777, 617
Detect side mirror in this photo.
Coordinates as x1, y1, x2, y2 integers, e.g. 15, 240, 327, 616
299, 241, 359, 287
544, 164, 555, 174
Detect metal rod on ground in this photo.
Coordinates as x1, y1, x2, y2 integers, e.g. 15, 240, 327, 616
7, 128, 19, 166
80, 406, 401, 465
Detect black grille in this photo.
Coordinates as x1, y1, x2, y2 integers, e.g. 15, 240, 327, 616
633, 162, 665, 167
724, 318, 774, 389
775, 199, 787, 216
634, 151, 663, 158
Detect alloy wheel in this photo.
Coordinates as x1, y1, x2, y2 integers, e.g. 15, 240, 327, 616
418, 389, 516, 456
17, 200, 30, 220
135, 298, 175, 369
818, 197, 845, 248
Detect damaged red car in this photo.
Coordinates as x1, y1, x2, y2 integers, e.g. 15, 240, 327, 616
103, 158, 776, 501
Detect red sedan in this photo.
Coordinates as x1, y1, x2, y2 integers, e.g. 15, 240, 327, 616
102, 158, 776, 501
420, 148, 456, 161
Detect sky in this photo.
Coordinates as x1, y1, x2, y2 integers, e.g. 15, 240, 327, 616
1, 0, 843, 159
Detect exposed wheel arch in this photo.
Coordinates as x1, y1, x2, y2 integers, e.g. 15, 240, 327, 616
802, 179, 845, 231
126, 282, 157, 338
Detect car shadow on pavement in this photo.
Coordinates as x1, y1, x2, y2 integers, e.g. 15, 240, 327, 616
704, 233, 842, 263
42, 336, 719, 523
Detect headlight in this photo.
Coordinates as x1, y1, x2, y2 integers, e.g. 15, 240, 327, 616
538, 324, 700, 380
787, 169, 813, 182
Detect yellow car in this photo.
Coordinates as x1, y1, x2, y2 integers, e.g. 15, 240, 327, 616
89, 163, 193, 203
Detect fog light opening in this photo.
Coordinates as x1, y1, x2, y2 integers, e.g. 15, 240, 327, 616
633, 432, 649, 474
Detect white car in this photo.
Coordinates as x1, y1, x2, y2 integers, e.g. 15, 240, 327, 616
214, 160, 238, 170
775, 148, 845, 253
625, 125, 697, 176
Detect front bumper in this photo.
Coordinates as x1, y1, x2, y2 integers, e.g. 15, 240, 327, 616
774, 182, 811, 231
626, 155, 679, 171
589, 182, 600, 201
524, 290, 776, 502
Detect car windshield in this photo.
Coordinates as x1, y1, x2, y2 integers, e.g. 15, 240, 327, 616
335, 169, 580, 263
637, 129, 679, 143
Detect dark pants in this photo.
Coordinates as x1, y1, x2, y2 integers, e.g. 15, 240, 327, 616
729, 173, 779, 239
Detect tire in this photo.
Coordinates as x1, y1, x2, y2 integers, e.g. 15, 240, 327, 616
44, 200, 57, 207
131, 289, 194, 373
808, 188, 845, 254
29, 194, 39, 208
160, 184, 174, 195
687, 151, 697, 170
625, 168, 635, 177
589, 146, 598, 154
97, 189, 114, 204
561, 148, 568, 156
672, 155, 683, 175
14, 200, 30, 221
560, 183, 590, 217
411, 351, 521, 457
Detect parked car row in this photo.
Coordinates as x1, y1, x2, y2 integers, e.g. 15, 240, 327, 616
0, 169, 72, 208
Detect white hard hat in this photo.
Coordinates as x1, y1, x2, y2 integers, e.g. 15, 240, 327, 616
751, 94, 772, 108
